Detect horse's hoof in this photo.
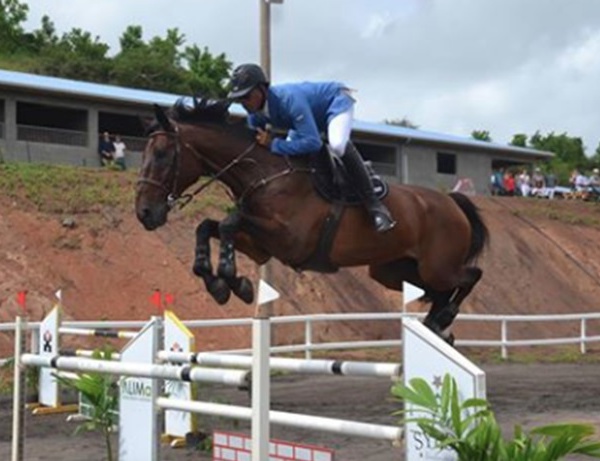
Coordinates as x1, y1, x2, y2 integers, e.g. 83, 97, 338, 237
208, 278, 231, 305
230, 277, 254, 304
442, 332, 455, 347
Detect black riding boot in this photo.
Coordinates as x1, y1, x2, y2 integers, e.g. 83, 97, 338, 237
342, 143, 396, 232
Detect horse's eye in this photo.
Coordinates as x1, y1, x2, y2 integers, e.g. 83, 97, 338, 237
154, 149, 169, 161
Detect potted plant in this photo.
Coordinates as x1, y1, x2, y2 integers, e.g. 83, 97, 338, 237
392, 374, 600, 460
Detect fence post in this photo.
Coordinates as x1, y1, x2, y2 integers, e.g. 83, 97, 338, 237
580, 318, 587, 355
501, 320, 508, 360
304, 319, 312, 360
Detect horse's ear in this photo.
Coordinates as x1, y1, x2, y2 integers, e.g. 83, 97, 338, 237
154, 104, 173, 132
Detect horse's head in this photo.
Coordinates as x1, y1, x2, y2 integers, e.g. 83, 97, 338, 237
135, 104, 203, 230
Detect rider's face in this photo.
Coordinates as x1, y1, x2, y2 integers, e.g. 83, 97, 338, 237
239, 87, 264, 113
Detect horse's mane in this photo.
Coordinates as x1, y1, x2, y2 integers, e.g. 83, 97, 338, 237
171, 96, 231, 124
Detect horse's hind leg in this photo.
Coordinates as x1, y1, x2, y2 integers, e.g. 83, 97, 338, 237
193, 219, 231, 305
424, 267, 483, 344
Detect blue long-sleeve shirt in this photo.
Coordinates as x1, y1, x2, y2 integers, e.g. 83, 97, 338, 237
248, 81, 354, 156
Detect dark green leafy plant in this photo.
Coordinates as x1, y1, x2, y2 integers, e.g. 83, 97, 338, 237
54, 349, 118, 461
392, 374, 600, 461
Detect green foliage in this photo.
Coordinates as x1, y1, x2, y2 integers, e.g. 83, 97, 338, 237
0, 0, 29, 53
510, 133, 528, 147
471, 130, 492, 142
184, 45, 232, 98
393, 374, 600, 461
530, 131, 587, 168
0, 162, 134, 212
0, 6, 231, 95
54, 349, 118, 461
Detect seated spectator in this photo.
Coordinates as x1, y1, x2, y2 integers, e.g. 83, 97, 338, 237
531, 167, 546, 197
113, 135, 127, 171
589, 168, 600, 187
98, 131, 115, 167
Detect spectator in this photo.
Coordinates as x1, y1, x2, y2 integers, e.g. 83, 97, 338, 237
517, 169, 531, 197
544, 169, 557, 199
503, 171, 515, 196
589, 168, 600, 187
574, 170, 589, 191
113, 135, 127, 171
98, 131, 115, 167
490, 168, 505, 196
531, 167, 545, 197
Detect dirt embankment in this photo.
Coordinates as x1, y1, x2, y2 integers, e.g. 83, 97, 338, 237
1, 182, 600, 355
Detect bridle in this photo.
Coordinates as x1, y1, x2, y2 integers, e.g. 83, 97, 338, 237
136, 124, 260, 210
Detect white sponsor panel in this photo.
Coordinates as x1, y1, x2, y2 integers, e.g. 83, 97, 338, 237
39, 306, 60, 407
164, 310, 197, 442
119, 320, 159, 461
403, 318, 486, 461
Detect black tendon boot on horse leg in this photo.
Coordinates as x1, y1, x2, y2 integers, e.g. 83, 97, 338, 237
217, 212, 254, 304
341, 143, 396, 232
193, 219, 231, 305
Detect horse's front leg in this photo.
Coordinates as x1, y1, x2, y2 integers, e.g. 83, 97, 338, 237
217, 212, 254, 304
193, 219, 231, 305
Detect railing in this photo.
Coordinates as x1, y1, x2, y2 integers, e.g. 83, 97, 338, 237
2, 311, 600, 366
17, 124, 87, 146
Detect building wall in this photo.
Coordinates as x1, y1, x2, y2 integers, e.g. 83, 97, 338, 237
0, 90, 150, 168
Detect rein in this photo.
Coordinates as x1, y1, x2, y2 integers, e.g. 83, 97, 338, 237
138, 123, 311, 210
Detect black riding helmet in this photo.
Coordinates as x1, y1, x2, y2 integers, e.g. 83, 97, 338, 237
228, 64, 269, 100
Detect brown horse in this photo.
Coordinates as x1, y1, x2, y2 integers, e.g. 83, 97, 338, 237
135, 101, 488, 342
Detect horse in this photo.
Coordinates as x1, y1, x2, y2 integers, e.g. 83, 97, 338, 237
135, 100, 489, 343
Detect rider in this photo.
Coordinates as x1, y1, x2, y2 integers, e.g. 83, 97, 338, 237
227, 63, 396, 233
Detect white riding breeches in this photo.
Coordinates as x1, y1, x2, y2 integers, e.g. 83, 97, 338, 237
327, 106, 354, 157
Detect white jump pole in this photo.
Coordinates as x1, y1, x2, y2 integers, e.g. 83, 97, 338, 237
20, 354, 249, 386
159, 351, 401, 378
158, 398, 402, 441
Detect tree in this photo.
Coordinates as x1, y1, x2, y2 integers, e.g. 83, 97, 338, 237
529, 131, 587, 167
385, 117, 419, 129
510, 133, 528, 147
111, 27, 189, 93
471, 130, 492, 142
183, 45, 232, 97
35, 28, 111, 82
0, 0, 29, 53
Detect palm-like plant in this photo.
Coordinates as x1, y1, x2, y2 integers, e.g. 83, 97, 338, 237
392, 374, 600, 461
54, 349, 118, 461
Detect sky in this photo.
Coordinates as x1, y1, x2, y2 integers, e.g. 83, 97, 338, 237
21, 0, 600, 154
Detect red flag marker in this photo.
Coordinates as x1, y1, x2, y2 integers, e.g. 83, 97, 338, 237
16, 291, 27, 312
150, 290, 163, 314
164, 293, 175, 306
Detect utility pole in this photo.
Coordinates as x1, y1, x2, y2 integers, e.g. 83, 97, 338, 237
253, 6, 283, 461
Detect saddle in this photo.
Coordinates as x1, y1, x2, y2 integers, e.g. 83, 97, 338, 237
308, 145, 389, 205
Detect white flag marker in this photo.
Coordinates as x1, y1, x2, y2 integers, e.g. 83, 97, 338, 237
402, 282, 424, 307
257, 279, 280, 305
55, 289, 62, 303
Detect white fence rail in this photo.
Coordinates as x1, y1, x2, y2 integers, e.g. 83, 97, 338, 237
1, 311, 600, 365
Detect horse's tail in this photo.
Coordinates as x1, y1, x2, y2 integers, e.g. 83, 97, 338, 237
449, 192, 489, 264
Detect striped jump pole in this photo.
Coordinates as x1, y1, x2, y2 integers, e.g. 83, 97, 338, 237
158, 351, 401, 378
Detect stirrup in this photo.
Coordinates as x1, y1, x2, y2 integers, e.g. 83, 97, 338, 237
373, 212, 396, 233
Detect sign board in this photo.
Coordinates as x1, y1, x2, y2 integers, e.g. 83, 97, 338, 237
164, 310, 197, 442
403, 318, 486, 461
39, 305, 60, 407
119, 320, 159, 461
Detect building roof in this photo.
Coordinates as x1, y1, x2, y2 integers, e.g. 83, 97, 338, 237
0, 69, 551, 158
